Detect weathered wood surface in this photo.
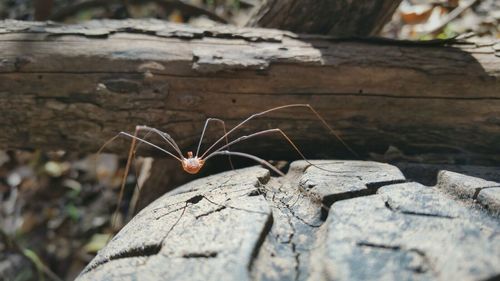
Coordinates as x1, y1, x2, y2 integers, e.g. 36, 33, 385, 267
247, 0, 401, 36
0, 19, 499, 164
77, 161, 500, 281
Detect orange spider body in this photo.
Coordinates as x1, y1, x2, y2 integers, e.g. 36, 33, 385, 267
181, 151, 205, 174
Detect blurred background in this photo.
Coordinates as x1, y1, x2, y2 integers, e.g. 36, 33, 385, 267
0, 0, 498, 280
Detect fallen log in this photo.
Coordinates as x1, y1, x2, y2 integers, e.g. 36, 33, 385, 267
0, 19, 499, 164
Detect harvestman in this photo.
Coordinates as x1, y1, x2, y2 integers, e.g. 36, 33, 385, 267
98, 104, 357, 226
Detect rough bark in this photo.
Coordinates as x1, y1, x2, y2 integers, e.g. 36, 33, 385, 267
247, 0, 402, 36
76, 161, 500, 281
0, 19, 500, 165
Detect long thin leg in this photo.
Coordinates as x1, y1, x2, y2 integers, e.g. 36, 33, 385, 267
97, 130, 182, 161
98, 127, 183, 232
97, 126, 184, 234
105, 132, 182, 161
200, 104, 358, 159
196, 118, 234, 169
110, 126, 139, 231
210, 150, 285, 177
135, 125, 183, 159
121, 126, 183, 221
196, 118, 225, 156
204, 128, 338, 173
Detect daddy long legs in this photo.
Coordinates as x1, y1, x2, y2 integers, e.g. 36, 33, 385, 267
98, 103, 357, 230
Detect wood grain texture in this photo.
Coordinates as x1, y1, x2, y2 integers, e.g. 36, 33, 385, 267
247, 0, 402, 36
0, 19, 499, 164
77, 161, 500, 281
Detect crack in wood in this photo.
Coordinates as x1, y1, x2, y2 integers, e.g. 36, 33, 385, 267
194, 206, 226, 219
317, 179, 408, 221
207, 91, 500, 100
81, 243, 161, 274
472, 186, 500, 200
356, 242, 431, 274
283, 207, 300, 281
248, 213, 274, 271
249, 166, 328, 280
384, 200, 456, 219
182, 251, 218, 258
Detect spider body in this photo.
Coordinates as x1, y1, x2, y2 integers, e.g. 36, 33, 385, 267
182, 151, 205, 174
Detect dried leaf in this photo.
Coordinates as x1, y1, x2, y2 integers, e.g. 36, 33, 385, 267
83, 233, 111, 254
